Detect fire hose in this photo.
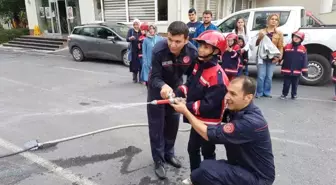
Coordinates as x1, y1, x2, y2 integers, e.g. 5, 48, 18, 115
0, 96, 189, 159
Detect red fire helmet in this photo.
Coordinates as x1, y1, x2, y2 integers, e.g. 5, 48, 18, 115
226, 33, 238, 41
292, 30, 305, 41
140, 22, 149, 31
194, 30, 227, 55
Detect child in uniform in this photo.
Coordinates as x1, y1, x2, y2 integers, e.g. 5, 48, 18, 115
280, 31, 308, 100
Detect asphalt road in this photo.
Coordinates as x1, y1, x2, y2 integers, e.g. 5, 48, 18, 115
0, 48, 335, 185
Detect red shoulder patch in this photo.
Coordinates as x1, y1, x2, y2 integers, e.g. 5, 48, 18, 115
298, 45, 307, 52
223, 123, 235, 134
284, 43, 293, 50
183, 56, 190, 64
232, 44, 241, 51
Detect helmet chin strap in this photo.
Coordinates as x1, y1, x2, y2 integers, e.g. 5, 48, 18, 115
198, 47, 217, 60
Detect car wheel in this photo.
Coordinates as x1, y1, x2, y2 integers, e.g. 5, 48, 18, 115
122, 50, 130, 67
71, 46, 84, 62
300, 54, 332, 86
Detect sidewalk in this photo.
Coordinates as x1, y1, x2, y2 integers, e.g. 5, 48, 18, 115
0, 45, 71, 57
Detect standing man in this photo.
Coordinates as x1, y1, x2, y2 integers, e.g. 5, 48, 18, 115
147, 21, 198, 179
193, 10, 218, 48
187, 8, 202, 46
171, 76, 275, 185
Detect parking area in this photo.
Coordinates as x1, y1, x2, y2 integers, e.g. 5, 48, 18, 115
0, 49, 335, 185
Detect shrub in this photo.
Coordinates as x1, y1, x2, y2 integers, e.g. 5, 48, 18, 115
0, 28, 29, 44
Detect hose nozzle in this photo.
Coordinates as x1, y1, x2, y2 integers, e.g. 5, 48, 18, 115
150, 98, 175, 105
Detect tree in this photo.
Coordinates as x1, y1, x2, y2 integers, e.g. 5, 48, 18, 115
0, 0, 26, 28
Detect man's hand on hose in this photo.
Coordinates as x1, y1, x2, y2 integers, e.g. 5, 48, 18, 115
170, 98, 188, 114
160, 84, 175, 99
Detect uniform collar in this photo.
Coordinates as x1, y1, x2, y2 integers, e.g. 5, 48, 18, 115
198, 57, 218, 69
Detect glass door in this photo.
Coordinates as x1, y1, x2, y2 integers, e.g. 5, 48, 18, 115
49, 0, 61, 35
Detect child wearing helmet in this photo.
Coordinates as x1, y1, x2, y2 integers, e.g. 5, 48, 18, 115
280, 31, 308, 100
221, 33, 241, 81
138, 22, 149, 83
174, 30, 230, 185
331, 50, 336, 101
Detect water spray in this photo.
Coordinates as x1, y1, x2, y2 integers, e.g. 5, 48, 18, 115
0, 94, 188, 159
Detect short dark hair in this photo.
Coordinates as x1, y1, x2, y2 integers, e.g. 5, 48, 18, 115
231, 76, 256, 95
203, 10, 213, 16
167, 21, 189, 39
188, 8, 196, 14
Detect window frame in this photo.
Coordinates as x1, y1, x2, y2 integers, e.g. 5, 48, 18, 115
251, 11, 290, 31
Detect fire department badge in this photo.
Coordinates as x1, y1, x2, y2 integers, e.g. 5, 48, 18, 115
223, 123, 235, 134
183, 56, 190, 64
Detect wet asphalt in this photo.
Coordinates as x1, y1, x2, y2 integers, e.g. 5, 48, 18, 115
0, 48, 335, 185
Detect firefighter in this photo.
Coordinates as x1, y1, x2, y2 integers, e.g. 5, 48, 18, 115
172, 30, 230, 184
147, 21, 198, 179
331, 50, 336, 101
170, 76, 275, 185
280, 31, 308, 100
221, 33, 241, 81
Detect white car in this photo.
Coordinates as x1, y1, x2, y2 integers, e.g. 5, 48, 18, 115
215, 6, 336, 86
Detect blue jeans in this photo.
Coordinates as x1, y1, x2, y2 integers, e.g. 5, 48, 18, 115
256, 59, 275, 97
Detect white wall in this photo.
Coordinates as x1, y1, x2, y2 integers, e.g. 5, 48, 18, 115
25, 0, 39, 30
79, 0, 96, 24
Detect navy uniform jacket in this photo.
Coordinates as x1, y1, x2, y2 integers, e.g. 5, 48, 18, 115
221, 44, 241, 75
148, 39, 198, 101
207, 103, 275, 184
175, 57, 230, 125
281, 43, 308, 76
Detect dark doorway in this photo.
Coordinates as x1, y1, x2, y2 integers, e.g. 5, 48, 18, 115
58, 0, 68, 34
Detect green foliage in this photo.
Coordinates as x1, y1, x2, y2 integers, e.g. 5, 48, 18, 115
0, 28, 29, 44
0, 0, 26, 17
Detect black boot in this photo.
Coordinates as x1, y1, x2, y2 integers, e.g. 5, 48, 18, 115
154, 161, 166, 179
132, 72, 138, 83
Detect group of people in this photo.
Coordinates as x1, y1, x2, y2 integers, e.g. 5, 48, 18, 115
126, 19, 163, 85
145, 20, 275, 185
124, 8, 336, 185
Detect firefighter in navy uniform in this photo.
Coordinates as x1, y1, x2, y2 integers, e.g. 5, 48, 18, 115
170, 76, 275, 185
172, 30, 230, 184
280, 31, 308, 100
147, 21, 198, 179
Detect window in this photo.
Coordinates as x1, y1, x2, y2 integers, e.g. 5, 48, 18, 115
158, 0, 168, 21
248, 0, 253, 9
72, 27, 82, 35
94, 0, 103, 21
217, 12, 250, 33
80, 27, 95, 37
110, 24, 129, 38
96, 27, 114, 39
103, 0, 167, 22
252, 11, 290, 31
128, 0, 155, 21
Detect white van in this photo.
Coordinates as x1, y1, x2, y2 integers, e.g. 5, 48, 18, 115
215, 6, 336, 86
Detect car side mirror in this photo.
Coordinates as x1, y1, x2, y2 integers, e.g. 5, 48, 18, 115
107, 36, 116, 42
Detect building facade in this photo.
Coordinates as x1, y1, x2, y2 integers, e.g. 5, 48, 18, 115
24, 0, 256, 35
256, 0, 336, 24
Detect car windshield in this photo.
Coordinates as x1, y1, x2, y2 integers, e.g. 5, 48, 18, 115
110, 24, 129, 39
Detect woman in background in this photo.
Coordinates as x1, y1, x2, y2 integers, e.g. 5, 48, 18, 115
255, 14, 284, 98
141, 24, 163, 86
127, 19, 142, 83
233, 17, 250, 76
